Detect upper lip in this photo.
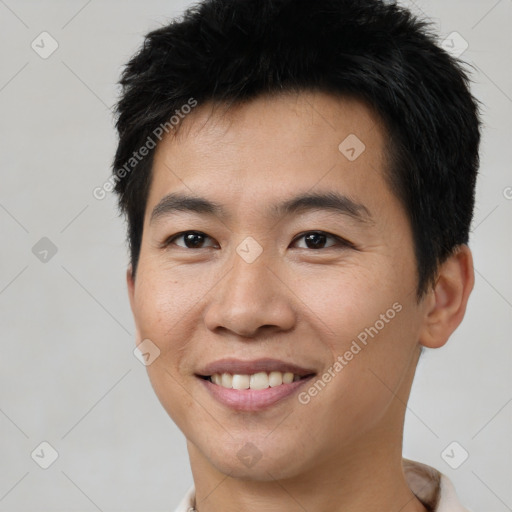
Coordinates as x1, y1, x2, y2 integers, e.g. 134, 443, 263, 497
196, 358, 316, 377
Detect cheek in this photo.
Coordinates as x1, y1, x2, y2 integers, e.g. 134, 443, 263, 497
131, 267, 204, 429
296, 305, 419, 453
133, 263, 207, 343
131, 270, 200, 418
287, 263, 398, 348
291, 262, 419, 399
131, 261, 224, 393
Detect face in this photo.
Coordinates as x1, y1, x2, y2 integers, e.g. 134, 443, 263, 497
128, 91, 430, 480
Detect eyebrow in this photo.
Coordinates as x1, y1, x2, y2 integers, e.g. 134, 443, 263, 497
271, 191, 372, 223
150, 191, 373, 225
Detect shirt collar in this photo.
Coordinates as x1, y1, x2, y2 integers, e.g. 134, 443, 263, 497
402, 458, 472, 511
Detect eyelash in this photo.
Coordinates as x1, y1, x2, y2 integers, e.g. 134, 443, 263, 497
161, 230, 356, 251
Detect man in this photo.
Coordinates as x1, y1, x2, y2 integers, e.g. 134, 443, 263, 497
112, 0, 481, 510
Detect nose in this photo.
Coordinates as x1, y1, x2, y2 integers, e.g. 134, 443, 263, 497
203, 249, 296, 338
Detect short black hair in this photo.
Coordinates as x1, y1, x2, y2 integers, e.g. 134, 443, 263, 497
112, 0, 482, 298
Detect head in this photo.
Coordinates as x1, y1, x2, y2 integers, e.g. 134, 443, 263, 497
113, 0, 480, 481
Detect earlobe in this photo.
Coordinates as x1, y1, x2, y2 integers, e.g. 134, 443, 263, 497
419, 245, 474, 349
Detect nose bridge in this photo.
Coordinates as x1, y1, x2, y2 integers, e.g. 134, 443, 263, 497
203, 243, 296, 336
228, 253, 268, 304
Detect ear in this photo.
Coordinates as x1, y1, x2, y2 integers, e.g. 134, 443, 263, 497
419, 245, 474, 349
126, 265, 141, 343
127, 264, 135, 313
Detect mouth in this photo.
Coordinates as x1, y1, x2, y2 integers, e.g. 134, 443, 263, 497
195, 357, 316, 389
195, 358, 317, 411
198, 371, 315, 390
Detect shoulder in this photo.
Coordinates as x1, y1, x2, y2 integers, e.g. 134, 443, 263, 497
173, 484, 195, 512
403, 458, 473, 512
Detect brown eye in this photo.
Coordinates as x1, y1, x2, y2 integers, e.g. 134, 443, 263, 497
165, 231, 217, 249
292, 231, 352, 250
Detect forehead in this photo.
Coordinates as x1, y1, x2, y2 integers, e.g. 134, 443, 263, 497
157, 91, 385, 160
147, 91, 390, 218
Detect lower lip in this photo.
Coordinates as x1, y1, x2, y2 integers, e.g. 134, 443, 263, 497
198, 376, 315, 412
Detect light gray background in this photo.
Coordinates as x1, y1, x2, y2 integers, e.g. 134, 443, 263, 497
0, 0, 510, 510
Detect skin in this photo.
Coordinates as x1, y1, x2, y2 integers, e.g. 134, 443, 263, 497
127, 91, 474, 512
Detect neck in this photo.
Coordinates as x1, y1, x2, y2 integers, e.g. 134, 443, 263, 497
187, 408, 427, 512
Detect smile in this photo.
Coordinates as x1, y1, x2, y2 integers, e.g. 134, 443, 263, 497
204, 371, 309, 390
197, 364, 317, 412
195, 357, 317, 411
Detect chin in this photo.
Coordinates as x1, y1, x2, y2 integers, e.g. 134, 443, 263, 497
197, 436, 309, 481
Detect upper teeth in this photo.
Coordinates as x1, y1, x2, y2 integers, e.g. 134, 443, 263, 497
210, 371, 301, 390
